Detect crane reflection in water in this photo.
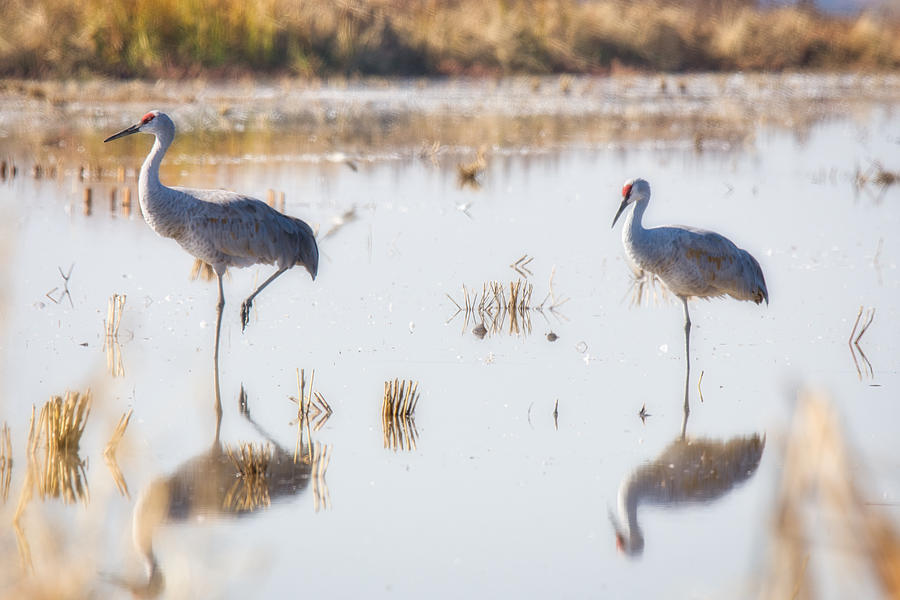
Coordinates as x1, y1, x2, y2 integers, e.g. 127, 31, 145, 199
115, 385, 331, 597
610, 392, 765, 557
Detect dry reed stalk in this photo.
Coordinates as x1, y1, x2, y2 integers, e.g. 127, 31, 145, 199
13, 503, 32, 571
291, 368, 332, 461
121, 187, 131, 218
382, 379, 420, 451
848, 306, 876, 379
105, 339, 125, 378
224, 442, 273, 512
312, 392, 332, 431
760, 391, 900, 598
311, 442, 332, 512
105, 293, 126, 338
0, 422, 11, 502
103, 409, 133, 497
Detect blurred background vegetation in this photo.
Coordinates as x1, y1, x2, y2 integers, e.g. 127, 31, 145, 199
0, 0, 898, 78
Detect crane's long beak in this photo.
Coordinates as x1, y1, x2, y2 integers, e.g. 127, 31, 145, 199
611, 198, 629, 229
104, 123, 141, 143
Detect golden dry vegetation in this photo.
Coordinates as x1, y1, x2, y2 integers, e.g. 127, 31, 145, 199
1, 0, 898, 77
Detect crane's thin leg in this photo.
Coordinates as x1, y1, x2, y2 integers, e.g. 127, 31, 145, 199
237, 385, 281, 445
681, 296, 691, 438
240, 266, 289, 331
213, 270, 225, 430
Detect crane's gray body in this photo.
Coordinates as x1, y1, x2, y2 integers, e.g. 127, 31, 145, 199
137, 115, 318, 279
618, 179, 767, 305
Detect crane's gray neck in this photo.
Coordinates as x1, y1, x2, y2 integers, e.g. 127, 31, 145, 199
622, 196, 649, 247
618, 476, 642, 544
139, 130, 174, 203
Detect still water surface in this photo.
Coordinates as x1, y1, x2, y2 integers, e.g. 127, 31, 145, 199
0, 76, 898, 598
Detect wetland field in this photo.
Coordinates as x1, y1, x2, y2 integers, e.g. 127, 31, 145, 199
0, 73, 899, 598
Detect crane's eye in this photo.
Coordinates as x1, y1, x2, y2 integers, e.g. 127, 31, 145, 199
140, 112, 156, 124
622, 183, 633, 199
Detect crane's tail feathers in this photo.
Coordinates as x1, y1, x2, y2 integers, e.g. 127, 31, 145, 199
302, 236, 319, 281
292, 218, 319, 281
746, 251, 768, 305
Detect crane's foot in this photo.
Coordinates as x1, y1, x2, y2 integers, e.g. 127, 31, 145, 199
240, 299, 252, 331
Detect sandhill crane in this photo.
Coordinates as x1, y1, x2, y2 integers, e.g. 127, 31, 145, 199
611, 178, 768, 416
104, 111, 318, 404
611, 433, 765, 555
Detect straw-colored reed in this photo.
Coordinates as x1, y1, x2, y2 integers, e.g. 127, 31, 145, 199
224, 442, 273, 512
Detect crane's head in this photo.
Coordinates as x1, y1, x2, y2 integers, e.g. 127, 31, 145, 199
611, 177, 650, 229
609, 507, 644, 556
104, 110, 173, 143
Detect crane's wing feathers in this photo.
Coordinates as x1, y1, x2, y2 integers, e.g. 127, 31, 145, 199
174, 187, 318, 278
654, 225, 768, 304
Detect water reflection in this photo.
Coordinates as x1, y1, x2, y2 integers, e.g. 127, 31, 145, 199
447, 277, 568, 340
611, 403, 765, 557
122, 386, 331, 597
13, 391, 93, 569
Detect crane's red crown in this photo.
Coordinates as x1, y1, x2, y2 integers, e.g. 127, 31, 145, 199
622, 182, 633, 199
140, 112, 156, 124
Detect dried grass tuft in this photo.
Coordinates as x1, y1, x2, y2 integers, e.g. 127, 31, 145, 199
760, 390, 900, 598
382, 379, 420, 452
224, 442, 273, 512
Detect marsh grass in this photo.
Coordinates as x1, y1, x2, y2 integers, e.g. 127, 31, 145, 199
290, 368, 332, 462
0, 423, 11, 502
31, 391, 91, 458
382, 379, 420, 452
761, 391, 900, 597
224, 441, 273, 512
855, 160, 900, 202
1, 0, 898, 78
848, 306, 875, 380
29, 398, 91, 504
457, 147, 487, 188
448, 273, 569, 338
103, 408, 133, 498
13, 390, 92, 568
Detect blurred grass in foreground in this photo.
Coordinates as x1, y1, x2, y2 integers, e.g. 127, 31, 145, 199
1, 0, 898, 78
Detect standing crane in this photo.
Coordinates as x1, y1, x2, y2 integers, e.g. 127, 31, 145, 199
105, 111, 319, 408
611, 178, 767, 417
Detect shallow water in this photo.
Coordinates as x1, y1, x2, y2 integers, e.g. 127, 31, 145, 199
1, 76, 899, 598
